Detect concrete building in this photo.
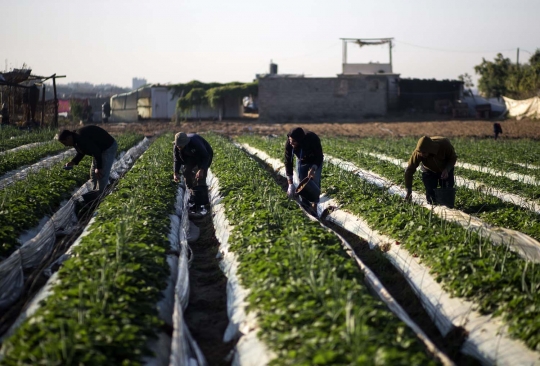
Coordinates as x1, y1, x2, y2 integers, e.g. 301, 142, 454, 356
110, 84, 244, 122
258, 75, 388, 122
257, 37, 399, 122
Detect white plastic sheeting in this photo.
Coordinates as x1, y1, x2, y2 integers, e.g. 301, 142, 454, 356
503, 96, 540, 120
239, 143, 540, 366
0, 149, 77, 190
368, 152, 540, 214
360, 152, 540, 262
207, 169, 275, 366
168, 184, 206, 366
0, 138, 151, 310
0, 141, 50, 156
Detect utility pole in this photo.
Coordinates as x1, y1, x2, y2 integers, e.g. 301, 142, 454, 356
517, 48, 520, 66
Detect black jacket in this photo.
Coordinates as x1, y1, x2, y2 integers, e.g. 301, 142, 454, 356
174, 134, 213, 173
71, 125, 116, 169
284, 130, 324, 176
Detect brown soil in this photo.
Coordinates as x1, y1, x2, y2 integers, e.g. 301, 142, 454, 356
81, 117, 540, 139
184, 212, 234, 366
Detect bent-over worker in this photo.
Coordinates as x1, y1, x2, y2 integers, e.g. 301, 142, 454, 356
173, 132, 213, 214
285, 127, 324, 212
58, 125, 118, 193
404, 136, 457, 206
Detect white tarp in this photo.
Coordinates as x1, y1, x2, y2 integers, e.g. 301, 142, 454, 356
207, 169, 275, 366
238, 143, 540, 366
0, 138, 150, 311
503, 96, 540, 120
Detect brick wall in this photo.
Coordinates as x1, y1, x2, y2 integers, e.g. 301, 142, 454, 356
258, 75, 387, 122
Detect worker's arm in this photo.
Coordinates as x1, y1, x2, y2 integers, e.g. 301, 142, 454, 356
77, 139, 104, 168
404, 151, 421, 195
71, 151, 85, 166
284, 140, 294, 184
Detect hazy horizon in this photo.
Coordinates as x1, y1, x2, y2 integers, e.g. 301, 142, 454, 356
2, 0, 538, 89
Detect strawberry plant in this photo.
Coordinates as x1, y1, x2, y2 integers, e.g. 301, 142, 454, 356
237, 134, 540, 352
0, 134, 175, 365
0, 140, 69, 176
204, 133, 440, 365
0, 133, 144, 260
0, 128, 57, 152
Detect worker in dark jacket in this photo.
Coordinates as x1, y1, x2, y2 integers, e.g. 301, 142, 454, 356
173, 132, 213, 188
493, 122, 503, 140
404, 136, 457, 205
284, 127, 324, 211
58, 125, 118, 193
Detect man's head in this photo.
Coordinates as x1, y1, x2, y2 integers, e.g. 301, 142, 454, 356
174, 132, 190, 149
415, 136, 438, 157
58, 130, 75, 146
288, 127, 305, 149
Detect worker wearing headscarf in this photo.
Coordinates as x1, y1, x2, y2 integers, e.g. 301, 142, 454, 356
404, 136, 457, 205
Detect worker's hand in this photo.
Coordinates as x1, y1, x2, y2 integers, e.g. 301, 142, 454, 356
287, 184, 296, 199
173, 172, 181, 183
404, 190, 412, 202
65, 161, 75, 168
195, 169, 206, 180
308, 165, 317, 179
94, 169, 103, 179
441, 169, 449, 180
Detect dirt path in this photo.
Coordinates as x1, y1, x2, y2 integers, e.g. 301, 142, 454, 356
184, 212, 233, 366
89, 117, 540, 139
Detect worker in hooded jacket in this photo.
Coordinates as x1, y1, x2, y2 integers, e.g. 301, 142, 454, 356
404, 136, 457, 204
284, 127, 324, 211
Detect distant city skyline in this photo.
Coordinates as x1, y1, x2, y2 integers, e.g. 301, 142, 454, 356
2, 0, 538, 89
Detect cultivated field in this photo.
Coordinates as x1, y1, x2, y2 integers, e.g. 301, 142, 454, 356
0, 121, 539, 365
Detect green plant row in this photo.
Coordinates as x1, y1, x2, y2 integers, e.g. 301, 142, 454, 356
236, 134, 540, 352
317, 137, 540, 249
0, 133, 144, 260
0, 128, 57, 152
205, 133, 438, 366
352, 136, 540, 199
0, 140, 68, 176
0, 134, 175, 365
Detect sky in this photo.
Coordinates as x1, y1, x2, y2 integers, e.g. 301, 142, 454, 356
1, 0, 539, 88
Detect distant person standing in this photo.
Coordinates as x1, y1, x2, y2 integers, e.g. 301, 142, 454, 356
102, 101, 111, 123
493, 122, 503, 140
0, 103, 9, 126
58, 125, 118, 193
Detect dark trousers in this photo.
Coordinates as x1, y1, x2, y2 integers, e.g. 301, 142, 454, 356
297, 162, 322, 204
183, 158, 212, 189
421, 168, 454, 204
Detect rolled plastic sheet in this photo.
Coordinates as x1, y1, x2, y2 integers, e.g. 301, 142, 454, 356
0, 138, 150, 311
169, 183, 206, 366
0, 141, 49, 156
0, 149, 77, 190
327, 154, 540, 263
238, 143, 540, 365
206, 169, 275, 366
367, 152, 540, 214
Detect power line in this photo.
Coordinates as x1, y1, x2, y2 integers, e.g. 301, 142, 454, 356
394, 40, 516, 54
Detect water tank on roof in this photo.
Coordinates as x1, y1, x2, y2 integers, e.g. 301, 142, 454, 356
269, 61, 278, 75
